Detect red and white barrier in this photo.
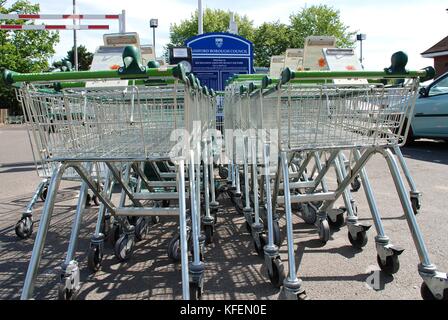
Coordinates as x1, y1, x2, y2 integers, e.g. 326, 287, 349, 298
0, 14, 120, 20
0, 24, 109, 30
0, 10, 125, 33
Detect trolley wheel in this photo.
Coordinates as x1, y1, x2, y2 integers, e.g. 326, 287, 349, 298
167, 234, 181, 262
85, 193, 92, 207
411, 197, 421, 215
376, 254, 400, 275
318, 219, 330, 244
328, 213, 345, 229
40, 187, 48, 202
92, 195, 100, 206
114, 234, 134, 262
348, 230, 368, 248
273, 220, 281, 247
421, 282, 448, 300
204, 224, 214, 245
87, 243, 103, 273
351, 176, 362, 192
245, 220, 252, 234
57, 284, 78, 301
15, 217, 33, 239
301, 204, 317, 225
189, 281, 203, 300
151, 215, 160, 224
253, 234, 267, 257
107, 223, 120, 246
218, 166, 228, 179
134, 217, 148, 242
266, 257, 285, 288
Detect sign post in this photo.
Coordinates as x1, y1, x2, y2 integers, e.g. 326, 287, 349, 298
185, 32, 253, 91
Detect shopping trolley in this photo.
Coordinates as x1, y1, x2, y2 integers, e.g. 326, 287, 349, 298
14, 87, 104, 240
254, 64, 447, 300
2, 45, 213, 300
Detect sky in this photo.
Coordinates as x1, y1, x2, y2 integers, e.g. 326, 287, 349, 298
8, 0, 448, 70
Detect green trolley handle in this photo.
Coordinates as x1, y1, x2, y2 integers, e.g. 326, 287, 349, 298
1, 45, 187, 85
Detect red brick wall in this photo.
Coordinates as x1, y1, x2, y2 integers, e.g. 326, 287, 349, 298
434, 56, 448, 78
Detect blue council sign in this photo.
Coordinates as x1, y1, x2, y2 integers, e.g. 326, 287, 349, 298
185, 32, 254, 91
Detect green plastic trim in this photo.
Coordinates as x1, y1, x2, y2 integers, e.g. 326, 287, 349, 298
281, 67, 435, 85
117, 46, 146, 77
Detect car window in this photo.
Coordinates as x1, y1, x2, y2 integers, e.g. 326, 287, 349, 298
429, 76, 448, 96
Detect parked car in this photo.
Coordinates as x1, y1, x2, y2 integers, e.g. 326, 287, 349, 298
407, 71, 448, 143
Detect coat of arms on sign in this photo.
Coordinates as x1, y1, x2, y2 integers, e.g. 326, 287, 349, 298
215, 38, 224, 48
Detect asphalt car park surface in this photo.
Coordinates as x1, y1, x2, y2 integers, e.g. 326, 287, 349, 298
0, 124, 447, 300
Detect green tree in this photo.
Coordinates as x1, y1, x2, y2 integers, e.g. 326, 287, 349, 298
0, 0, 59, 114
168, 8, 255, 48
53, 45, 93, 71
253, 21, 292, 67
289, 5, 356, 49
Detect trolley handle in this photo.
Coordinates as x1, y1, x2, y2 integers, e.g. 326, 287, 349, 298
1, 45, 187, 85
280, 66, 435, 85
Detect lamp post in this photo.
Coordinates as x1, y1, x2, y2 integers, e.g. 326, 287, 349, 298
356, 33, 366, 66
150, 18, 158, 59
198, 0, 203, 34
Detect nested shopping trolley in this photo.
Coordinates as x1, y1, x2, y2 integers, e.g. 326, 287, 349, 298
2, 45, 215, 300
248, 63, 447, 300
14, 87, 105, 241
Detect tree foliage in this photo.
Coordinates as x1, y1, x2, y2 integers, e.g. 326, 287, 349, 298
168, 5, 355, 68
253, 21, 292, 67
169, 8, 255, 47
0, 0, 60, 113
289, 5, 356, 49
53, 45, 93, 71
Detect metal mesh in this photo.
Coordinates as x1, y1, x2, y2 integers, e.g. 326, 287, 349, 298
18, 83, 209, 161
251, 82, 419, 151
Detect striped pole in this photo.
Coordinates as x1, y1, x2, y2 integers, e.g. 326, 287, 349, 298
0, 25, 109, 30
0, 14, 121, 20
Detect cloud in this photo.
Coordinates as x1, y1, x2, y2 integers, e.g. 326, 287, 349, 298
30, 0, 448, 70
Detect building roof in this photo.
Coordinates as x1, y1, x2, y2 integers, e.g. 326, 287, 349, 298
422, 35, 448, 58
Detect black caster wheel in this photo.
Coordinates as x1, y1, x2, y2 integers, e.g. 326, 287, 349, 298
318, 219, 330, 243
253, 234, 267, 257
420, 282, 448, 300
92, 195, 100, 206
211, 211, 218, 226
230, 193, 244, 215
87, 243, 103, 273
15, 217, 33, 239
167, 234, 181, 262
376, 254, 399, 275
351, 176, 361, 192
273, 220, 281, 247
189, 282, 203, 300
85, 193, 92, 207
218, 166, 228, 179
40, 187, 48, 202
204, 224, 214, 245
266, 257, 285, 288
328, 213, 345, 229
348, 230, 368, 248
295, 292, 308, 300
245, 220, 252, 234
411, 197, 420, 215
106, 223, 120, 246
134, 217, 148, 242
58, 284, 78, 300
100, 216, 112, 239
301, 204, 317, 225
114, 234, 134, 262
151, 215, 160, 224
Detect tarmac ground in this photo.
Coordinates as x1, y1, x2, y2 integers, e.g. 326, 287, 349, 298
0, 124, 447, 300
